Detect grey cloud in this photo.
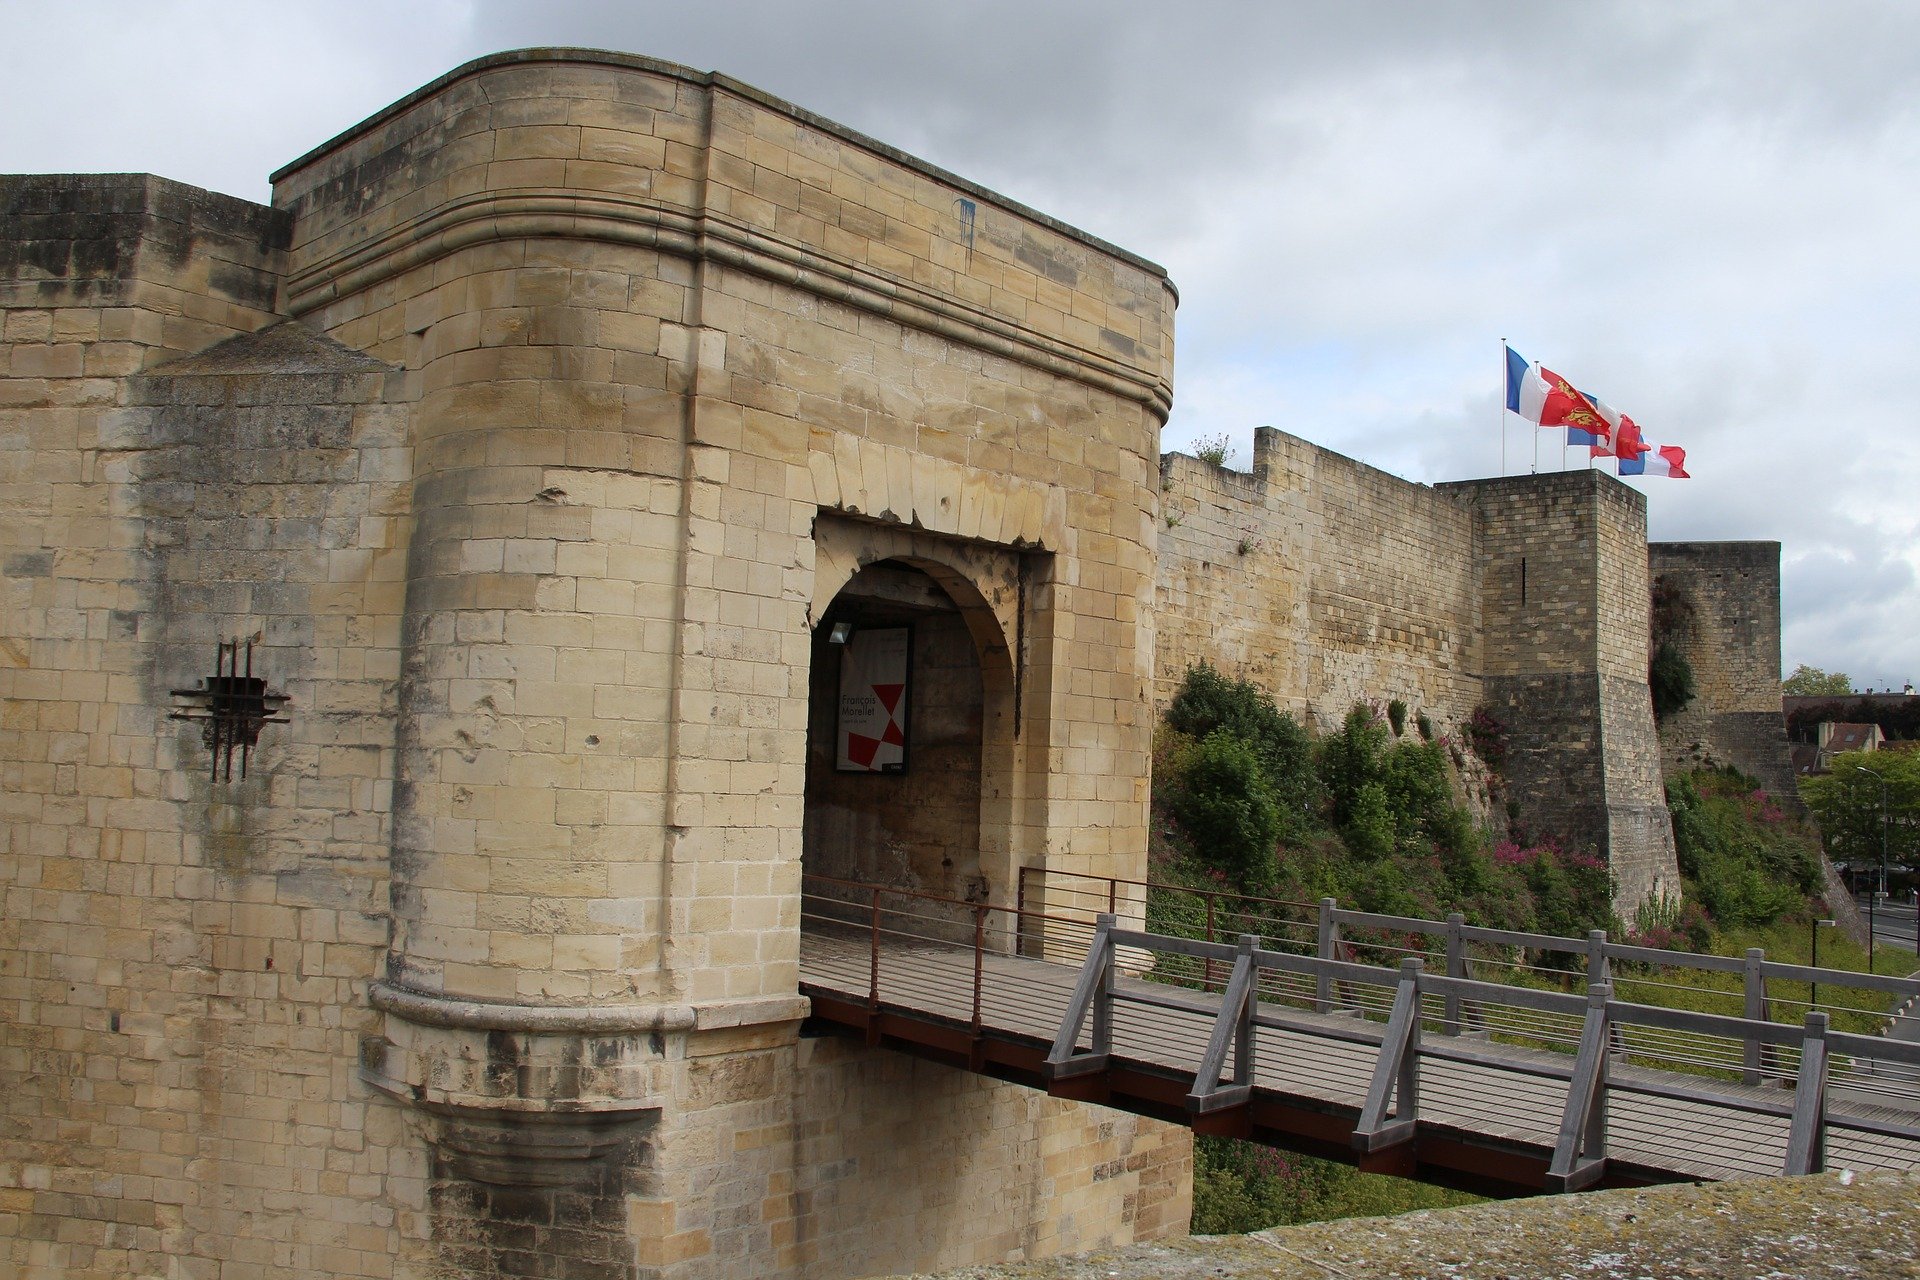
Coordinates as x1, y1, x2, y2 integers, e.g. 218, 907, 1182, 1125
6, 1, 1916, 679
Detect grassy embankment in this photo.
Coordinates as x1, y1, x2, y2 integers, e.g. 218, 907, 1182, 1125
1151, 665, 1906, 1232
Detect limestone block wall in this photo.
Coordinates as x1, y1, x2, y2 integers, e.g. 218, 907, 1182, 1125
267, 49, 1174, 1027
1, 49, 1190, 1280
1439, 471, 1679, 914
1649, 541, 1798, 795
0, 178, 420, 1279
783, 1038, 1190, 1274
1155, 426, 1481, 735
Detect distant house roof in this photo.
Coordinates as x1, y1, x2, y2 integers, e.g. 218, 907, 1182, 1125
1823, 722, 1882, 754
1792, 744, 1820, 775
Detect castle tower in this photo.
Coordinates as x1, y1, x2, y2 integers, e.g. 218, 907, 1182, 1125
1441, 470, 1681, 916
0, 50, 1190, 1279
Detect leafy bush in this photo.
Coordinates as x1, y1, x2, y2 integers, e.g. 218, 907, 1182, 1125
1168, 731, 1280, 891
1649, 641, 1697, 721
1387, 699, 1408, 737
1492, 839, 1615, 941
1191, 1137, 1477, 1233
1381, 740, 1458, 855
1668, 769, 1819, 928
1166, 663, 1318, 832
1465, 706, 1508, 769
1318, 705, 1390, 827
1153, 667, 1616, 940
1345, 782, 1395, 861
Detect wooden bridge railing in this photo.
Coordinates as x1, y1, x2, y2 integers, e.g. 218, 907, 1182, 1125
1019, 865, 1920, 1091
1040, 913, 1920, 1187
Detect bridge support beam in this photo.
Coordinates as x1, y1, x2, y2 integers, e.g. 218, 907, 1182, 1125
1044, 914, 1117, 1083
1187, 934, 1258, 1117
1353, 958, 1423, 1157
1546, 982, 1613, 1192
1785, 1011, 1830, 1175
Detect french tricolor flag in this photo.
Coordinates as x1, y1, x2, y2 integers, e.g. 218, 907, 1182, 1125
1618, 443, 1689, 478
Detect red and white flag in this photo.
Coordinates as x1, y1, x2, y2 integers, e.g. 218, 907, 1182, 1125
1505, 347, 1612, 444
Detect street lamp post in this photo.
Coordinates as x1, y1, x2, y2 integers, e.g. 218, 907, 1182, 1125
1857, 765, 1890, 971
1811, 917, 1836, 1009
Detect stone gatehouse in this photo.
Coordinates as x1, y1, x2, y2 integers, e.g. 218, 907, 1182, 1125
1, 48, 1188, 1280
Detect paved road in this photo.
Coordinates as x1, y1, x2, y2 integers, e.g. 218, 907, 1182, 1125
1857, 893, 1920, 953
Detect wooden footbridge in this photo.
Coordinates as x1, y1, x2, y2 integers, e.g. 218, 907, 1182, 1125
798, 869, 1920, 1196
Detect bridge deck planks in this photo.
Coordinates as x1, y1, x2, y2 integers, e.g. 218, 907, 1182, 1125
798, 927, 1920, 1186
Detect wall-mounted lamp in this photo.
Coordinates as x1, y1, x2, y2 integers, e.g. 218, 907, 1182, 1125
828, 621, 855, 645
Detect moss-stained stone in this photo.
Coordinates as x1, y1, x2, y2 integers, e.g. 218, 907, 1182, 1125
887, 1171, 1920, 1279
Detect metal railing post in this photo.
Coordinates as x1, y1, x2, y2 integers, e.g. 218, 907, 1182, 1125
1091, 911, 1116, 1057
1444, 913, 1466, 1035
868, 886, 882, 1014
1316, 898, 1339, 1013
972, 904, 986, 1036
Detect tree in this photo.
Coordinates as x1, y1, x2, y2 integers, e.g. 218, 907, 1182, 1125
1800, 749, 1920, 874
1783, 664, 1853, 697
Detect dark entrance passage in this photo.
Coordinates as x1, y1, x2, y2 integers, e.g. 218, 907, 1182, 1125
803, 560, 987, 916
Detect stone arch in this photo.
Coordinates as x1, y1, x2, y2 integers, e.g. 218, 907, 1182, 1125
805, 517, 1025, 918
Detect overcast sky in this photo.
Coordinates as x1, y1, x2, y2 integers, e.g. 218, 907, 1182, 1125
5, 1, 1916, 690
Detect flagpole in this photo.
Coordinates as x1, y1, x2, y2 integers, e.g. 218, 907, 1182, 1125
1500, 339, 1508, 476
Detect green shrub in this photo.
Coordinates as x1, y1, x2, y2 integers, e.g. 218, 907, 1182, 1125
1649, 642, 1697, 721
1346, 782, 1395, 861
1168, 730, 1280, 891
1318, 705, 1389, 826
1381, 740, 1456, 855
1387, 699, 1408, 737
1166, 663, 1318, 832
1668, 769, 1818, 928
1191, 1137, 1478, 1233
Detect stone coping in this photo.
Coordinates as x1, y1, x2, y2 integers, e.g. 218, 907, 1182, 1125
267, 47, 1173, 287
370, 981, 811, 1035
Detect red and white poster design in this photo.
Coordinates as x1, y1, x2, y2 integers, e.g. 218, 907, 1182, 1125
836, 627, 909, 772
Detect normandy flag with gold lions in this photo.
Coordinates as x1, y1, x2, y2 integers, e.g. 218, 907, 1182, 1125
1504, 346, 1688, 477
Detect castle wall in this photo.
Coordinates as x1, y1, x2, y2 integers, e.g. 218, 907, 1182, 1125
2, 51, 1187, 1280
1156, 432, 1681, 918
1649, 541, 1797, 795
1155, 426, 1482, 735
